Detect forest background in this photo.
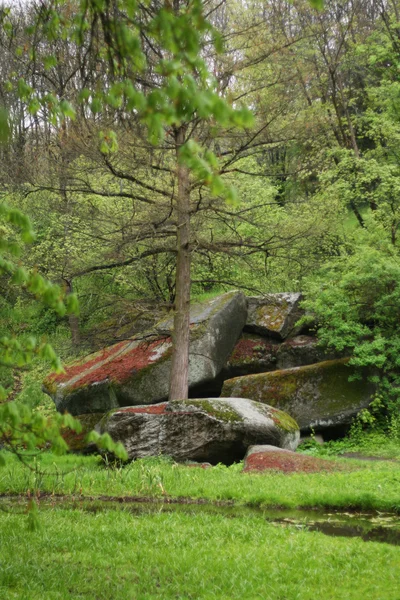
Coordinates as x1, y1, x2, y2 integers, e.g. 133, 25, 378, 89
0, 5, 400, 598
1, 0, 400, 434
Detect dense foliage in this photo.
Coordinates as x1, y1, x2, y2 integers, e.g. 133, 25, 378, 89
2, 0, 400, 424
1, 4, 400, 598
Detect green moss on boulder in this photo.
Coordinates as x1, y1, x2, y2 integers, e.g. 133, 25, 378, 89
171, 398, 242, 422
99, 397, 300, 462
221, 358, 375, 430
245, 293, 304, 340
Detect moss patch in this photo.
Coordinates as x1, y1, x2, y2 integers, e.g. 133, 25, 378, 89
254, 299, 289, 332
221, 359, 374, 429
268, 407, 299, 432
173, 399, 242, 423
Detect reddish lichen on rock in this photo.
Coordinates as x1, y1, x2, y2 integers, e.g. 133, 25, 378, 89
45, 341, 129, 387
229, 338, 275, 365
45, 337, 172, 393
243, 451, 339, 474
119, 403, 169, 415
71, 338, 171, 390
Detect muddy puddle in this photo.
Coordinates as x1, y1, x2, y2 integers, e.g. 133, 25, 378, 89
1, 495, 400, 545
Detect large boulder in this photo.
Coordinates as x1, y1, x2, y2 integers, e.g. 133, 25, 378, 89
243, 445, 338, 473
43, 291, 247, 416
97, 398, 300, 463
245, 293, 304, 340
225, 334, 339, 377
275, 336, 340, 369
221, 358, 375, 431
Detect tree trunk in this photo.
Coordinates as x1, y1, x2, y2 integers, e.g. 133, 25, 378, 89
169, 125, 191, 401
58, 120, 81, 348
68, 312, 81, 348
64, 278, 81, 348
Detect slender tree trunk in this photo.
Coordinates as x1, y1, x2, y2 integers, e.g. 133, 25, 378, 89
169, 125, 191, 401
59, 120, 81, 348
64, 278, 81, 347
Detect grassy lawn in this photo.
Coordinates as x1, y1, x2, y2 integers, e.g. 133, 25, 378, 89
1, 505, 400, 600
1, 436, 400, 600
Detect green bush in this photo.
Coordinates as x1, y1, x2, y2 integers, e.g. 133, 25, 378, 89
302, 222, 400, 428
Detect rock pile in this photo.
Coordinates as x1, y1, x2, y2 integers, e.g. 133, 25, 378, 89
44, 291, 247, 416
43, 291, 374, 463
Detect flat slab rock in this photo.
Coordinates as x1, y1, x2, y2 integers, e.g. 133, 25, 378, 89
97, 398, 300, 464
243, 445, 338, 473
245, 293, 304, 340
43, 291, 247, 416
221, 358, 375, 431
226, 334, 339, 377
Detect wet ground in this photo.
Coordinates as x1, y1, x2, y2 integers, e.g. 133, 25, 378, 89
2, 494, 400, 546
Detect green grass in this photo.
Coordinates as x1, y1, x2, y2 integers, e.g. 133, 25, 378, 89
1, 451, 400, 513
1, 437, 400, 599
301, 430, 400, 460
1, 506, 399, 600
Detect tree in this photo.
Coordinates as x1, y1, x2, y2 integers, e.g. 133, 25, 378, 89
1, 0, 255, 401
2, 0, 340, 405
0, 98, 128, 463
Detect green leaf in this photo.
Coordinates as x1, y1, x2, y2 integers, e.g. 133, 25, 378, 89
78, 88, 91, 102
60, 99, 76, 120
90, 98, 102, 114
17, 79, 32, 100
0, 107, 10, 144
86, 430, 100, 444
114, 442, 128, 461
66, 293, 80, 315
44, 55, 57, 70
11, 267, 29, 285
40, 343, 57, 363
100, 140, 109, 154
308, 0, 324, 9
28, 97, 41, 116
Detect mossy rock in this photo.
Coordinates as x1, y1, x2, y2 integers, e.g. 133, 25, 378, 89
276, 336, 342, 369
98, 397, 300, 464
225, 334, 342, 379
221, 358, 375, 431
225, 334, 279, 376
245, 293, 304, 340
43, 292, 247, 416
243, 445, 341, 473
